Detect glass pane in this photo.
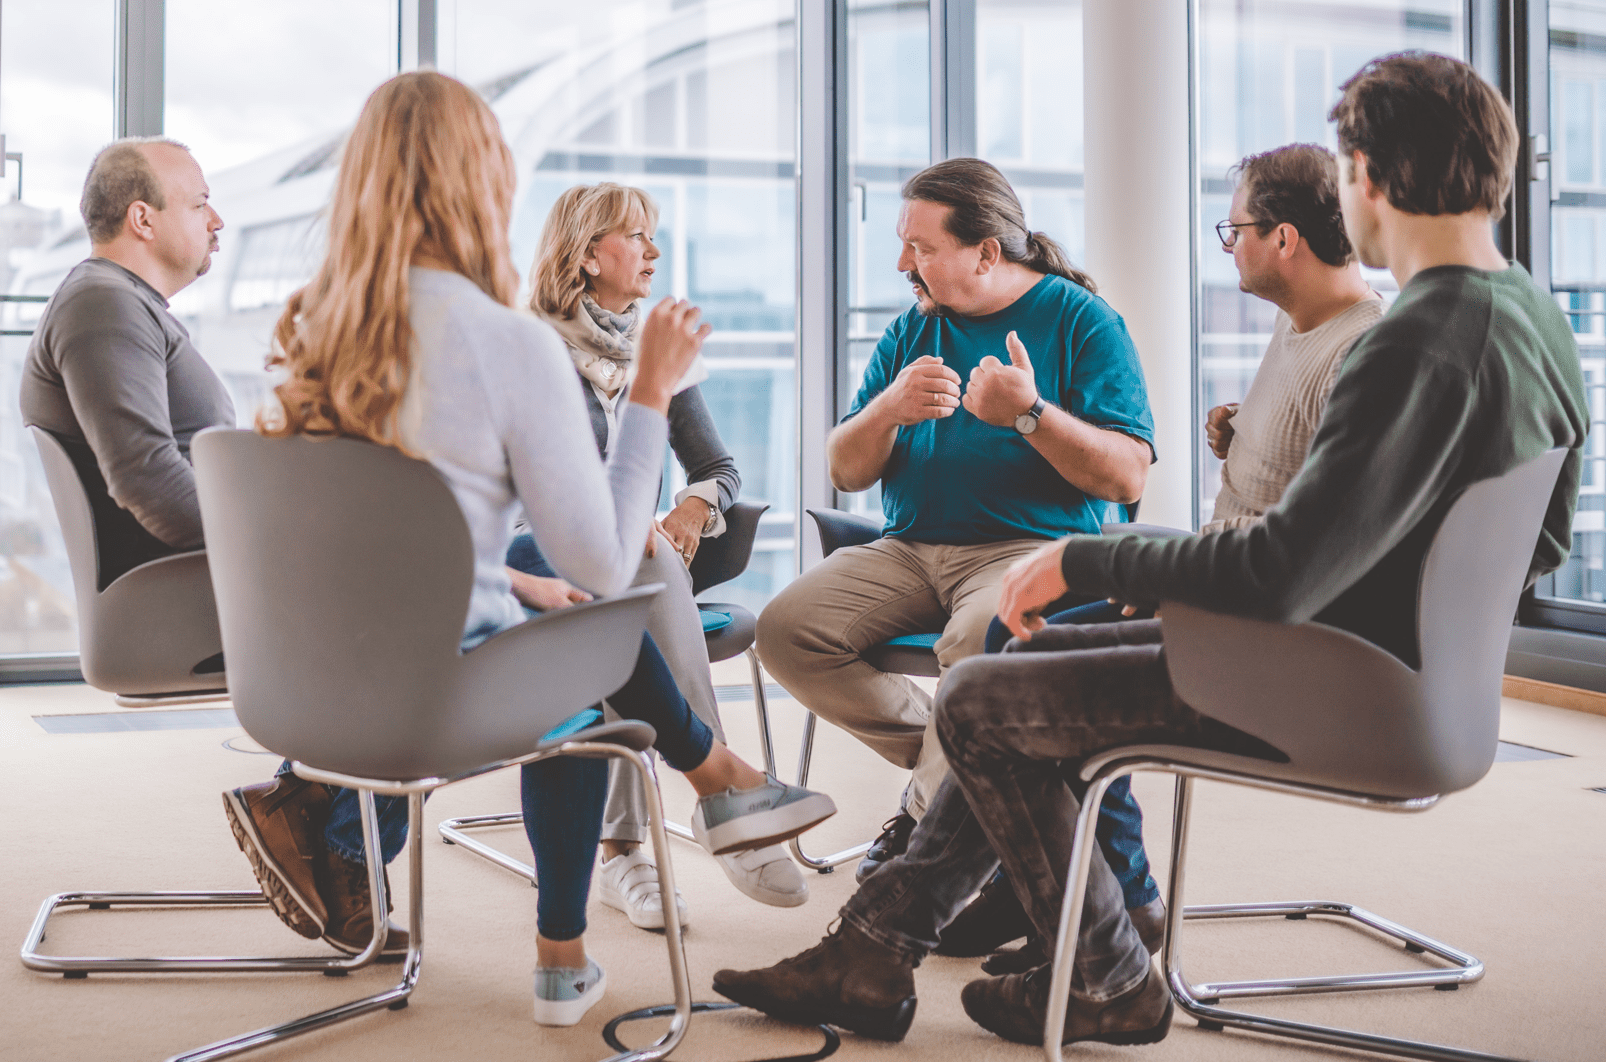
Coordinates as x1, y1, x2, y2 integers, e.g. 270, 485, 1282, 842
443, 0, 800, 612
162, 0, 393, 424
845, 0, 931, 522
0, 1, 116, 654
1195, 0, 1464, 522
977, 0, 1085, 294
1544, 2, 1606, 606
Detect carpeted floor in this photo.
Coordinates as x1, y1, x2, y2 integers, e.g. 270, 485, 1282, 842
2, 662, 1603, 1062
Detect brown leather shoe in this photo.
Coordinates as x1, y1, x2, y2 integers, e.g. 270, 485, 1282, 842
314, 845, 410, 961
713, 922, 917, 1041
960, 960, 1173, 1046
935, 871, 1033, 957
984, 898, 1167, 975
223, 777, 331, 939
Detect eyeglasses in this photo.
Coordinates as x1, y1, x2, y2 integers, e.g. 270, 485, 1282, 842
1215, 219, 1262, 249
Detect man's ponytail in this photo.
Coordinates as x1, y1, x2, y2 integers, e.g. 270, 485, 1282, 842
1025, 230, 1097, 293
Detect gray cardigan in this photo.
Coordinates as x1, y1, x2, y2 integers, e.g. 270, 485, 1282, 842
581, 376, 741, 513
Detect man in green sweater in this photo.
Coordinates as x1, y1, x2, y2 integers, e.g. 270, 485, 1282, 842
714, 51, 1587, 1048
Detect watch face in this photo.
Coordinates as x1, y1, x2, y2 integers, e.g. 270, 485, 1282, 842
1015, 413, 1038, 435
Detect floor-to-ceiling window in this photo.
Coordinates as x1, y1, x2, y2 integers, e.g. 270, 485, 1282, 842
440, 0, 800, 612
0, 1, 116, 655
1194, 0, 1465, 521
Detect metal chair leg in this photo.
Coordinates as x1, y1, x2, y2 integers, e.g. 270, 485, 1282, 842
438, 747, 693, 1062
168, 790, 422, 1062
22, 791, 391, 978
786, 711, 873, 873
1044, 771, 1527, 1062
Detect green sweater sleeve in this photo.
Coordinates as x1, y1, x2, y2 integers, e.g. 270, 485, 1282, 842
1059, 336, 1483, 623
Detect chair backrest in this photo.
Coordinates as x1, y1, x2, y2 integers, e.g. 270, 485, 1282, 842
31, 426, 224, 695
689, 501, 769, 595
1415, 446, 1569, 787
193, 429, 655, 779
31, 427, 101, 623
1162, 447, 1568, 799
807, 508, 882, 559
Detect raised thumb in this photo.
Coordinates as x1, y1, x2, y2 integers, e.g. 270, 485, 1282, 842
1006, 330, 1031, 368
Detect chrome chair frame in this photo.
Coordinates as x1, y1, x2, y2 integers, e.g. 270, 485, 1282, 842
167, 733, 690, 1062
21, 791, 392, 982
1042, 756, 1520, 1062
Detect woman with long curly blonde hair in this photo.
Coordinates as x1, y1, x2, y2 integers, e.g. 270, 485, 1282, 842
230, 71, 834, 1027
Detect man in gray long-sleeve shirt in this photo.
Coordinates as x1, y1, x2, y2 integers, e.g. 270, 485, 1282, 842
712, 52, 1587, 1050
21, 137, 232, 587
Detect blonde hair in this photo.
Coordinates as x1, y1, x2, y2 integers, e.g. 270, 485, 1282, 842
261, 71, 519, 447
529, 182, 659, 321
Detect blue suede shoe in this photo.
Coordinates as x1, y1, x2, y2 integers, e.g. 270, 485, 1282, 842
692, 775, 836, 855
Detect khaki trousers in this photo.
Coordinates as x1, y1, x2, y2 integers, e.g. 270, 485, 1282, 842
755, 536, 1046, 819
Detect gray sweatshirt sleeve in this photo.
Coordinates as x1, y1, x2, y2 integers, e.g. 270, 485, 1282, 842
47, 283, 205, 549
490, 316, 668, 597
666, 383, 740, 510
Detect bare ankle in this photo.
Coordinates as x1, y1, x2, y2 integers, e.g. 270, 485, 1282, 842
600, 840, 639, 861
685, 743, 766, 797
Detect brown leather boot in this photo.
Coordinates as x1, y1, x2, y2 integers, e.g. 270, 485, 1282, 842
314, 845, 410, 961
961, 960, 1172, 1046
712, 922, 918, 1041
222, 776, 332, 939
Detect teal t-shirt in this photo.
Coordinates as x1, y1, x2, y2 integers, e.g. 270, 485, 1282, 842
845, 274, 1155, 544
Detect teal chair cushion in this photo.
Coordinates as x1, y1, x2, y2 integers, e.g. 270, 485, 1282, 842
884, 632, 941, 649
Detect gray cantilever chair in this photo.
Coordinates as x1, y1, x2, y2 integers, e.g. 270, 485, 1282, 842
438, 501, 782, 870
1035, 447, 1568, 1062
24, 428, 689, 1062
31, 426, 227, 706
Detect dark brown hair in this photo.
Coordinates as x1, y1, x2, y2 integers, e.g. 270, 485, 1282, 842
1329, 51, 1518, 219
1233, 144, 1353, 267
901, 157, 1097, 292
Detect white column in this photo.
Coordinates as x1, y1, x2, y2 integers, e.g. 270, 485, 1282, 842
1083, 0, 1195, 529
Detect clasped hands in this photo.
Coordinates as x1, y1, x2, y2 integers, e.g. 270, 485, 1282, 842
879, 330, 1040, 428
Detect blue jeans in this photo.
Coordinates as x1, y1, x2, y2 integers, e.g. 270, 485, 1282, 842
981, 600, 1160, 910
306, 533, 715, 942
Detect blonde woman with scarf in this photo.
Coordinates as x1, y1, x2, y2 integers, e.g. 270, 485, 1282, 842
510, 183, 811, 930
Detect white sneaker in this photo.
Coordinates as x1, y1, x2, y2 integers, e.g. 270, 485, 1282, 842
598, 848, 688, 930
717, 843, 810, 907
692, 803, 809, 907
533, 957, 606, 1026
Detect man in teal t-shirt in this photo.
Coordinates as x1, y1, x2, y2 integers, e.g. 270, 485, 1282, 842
756, 158, 1155, 864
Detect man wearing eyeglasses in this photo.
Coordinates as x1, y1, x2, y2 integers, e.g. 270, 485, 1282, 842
1206, 144, 1382, 529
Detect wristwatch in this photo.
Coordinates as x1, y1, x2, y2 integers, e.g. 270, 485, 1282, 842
699, 498, 720, 534
1014, 395, 1047, 436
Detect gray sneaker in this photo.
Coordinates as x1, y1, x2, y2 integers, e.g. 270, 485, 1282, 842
692, 775, 836, 855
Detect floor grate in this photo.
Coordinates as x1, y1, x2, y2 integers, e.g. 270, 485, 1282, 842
33, 708, 239, 734
1494, 740, 1570, 762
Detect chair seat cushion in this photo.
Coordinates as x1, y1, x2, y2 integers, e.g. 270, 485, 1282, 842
864, 634, 942, 678
700, 602, 756, 664
542, 707, 604, 742
884, 632, 940, 648
700, 608, 733, 633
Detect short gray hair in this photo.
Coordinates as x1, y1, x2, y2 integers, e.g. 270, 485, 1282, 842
80, 136, 191, 244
